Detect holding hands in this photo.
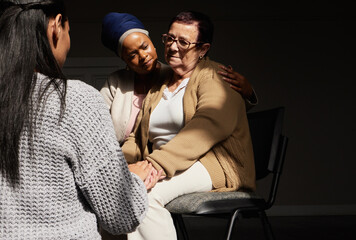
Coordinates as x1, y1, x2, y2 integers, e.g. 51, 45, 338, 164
128, 160, 163, 190
145, 167, 165, 190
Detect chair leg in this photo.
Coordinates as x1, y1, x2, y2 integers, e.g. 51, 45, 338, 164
224, 210, 240, 240
260, 211, 275, 240
172, 214, 190, 240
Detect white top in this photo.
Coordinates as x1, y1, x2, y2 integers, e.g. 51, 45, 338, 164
149, 78, 190, 150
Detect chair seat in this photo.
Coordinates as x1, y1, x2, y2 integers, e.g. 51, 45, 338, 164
168, 108, 288, 240
166, 191, 266, 215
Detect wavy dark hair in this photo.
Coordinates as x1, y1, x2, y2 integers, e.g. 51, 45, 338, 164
168, 10, 214, 51
0, 0, 68, 187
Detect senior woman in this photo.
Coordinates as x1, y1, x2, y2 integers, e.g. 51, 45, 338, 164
122, 11, 256, 240
100, 12, 257, 146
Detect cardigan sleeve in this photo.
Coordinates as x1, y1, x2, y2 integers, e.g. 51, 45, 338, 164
122, 131, 142, 164
245, 88, 258, 111
100, 77, 116, 109
146, 65, 246, 177
100, 70, 136, 144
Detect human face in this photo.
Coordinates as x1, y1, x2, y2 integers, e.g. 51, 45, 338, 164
121, 32, 158, 75
164, 22, 208, 78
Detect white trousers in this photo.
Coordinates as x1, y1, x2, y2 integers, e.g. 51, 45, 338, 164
127, 161, 212, 240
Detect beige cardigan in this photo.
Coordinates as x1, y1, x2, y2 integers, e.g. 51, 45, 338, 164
122, 57, 256, 192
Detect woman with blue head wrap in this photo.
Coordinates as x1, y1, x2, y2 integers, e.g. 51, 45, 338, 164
100, 12, 172, 145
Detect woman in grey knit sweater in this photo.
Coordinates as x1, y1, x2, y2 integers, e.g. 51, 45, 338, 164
0, 1, 159, 239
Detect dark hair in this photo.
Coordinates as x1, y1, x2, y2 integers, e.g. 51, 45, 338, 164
168, 10, 214, 45
0, 0, 68, 187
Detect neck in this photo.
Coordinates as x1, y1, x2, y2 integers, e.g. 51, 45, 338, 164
173, 68, 194, 81
134, 75, 149, 94
171, 58, 202, 81
167, 74, 186, 92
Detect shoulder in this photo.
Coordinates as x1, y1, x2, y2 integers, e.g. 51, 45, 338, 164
190, 57, 224, 85
189, 58, 244, 103
192, 57, 223, 80
200, 57, 222, 73
66, 80, 109, 117
107, 68, 135, 91
67, 79, 102, 100
35, 73, 105, 107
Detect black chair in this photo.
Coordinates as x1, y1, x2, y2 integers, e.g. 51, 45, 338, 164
165, 107, 289, 240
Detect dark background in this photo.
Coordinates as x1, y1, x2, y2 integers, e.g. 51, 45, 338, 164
63, 0, 355, 215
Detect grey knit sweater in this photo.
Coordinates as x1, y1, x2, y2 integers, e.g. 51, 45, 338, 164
0, 73, 148, 239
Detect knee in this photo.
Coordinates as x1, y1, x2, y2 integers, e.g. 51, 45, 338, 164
147, 190, 166, 207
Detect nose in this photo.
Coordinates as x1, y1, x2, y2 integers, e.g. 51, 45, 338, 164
168, 40, 179, 52
139, 50, 148, 60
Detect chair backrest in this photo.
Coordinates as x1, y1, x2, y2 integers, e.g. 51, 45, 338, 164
247, 107, 288, 208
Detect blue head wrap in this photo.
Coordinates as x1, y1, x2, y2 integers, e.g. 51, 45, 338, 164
101, 12, 149, 57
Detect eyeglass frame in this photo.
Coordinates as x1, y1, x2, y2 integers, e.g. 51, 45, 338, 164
161, 34, 203, 50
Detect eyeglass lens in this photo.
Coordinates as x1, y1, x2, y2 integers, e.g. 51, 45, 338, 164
163, 35, 190, 49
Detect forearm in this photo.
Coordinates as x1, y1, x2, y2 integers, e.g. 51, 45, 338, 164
122, 132, 142, 164
79, 153, 148, 235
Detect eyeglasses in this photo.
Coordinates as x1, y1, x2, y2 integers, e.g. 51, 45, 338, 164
162, 34, 202, 50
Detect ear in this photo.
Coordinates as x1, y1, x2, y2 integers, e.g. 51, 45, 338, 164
47, 14, 63, 48
200, 43, 211, 58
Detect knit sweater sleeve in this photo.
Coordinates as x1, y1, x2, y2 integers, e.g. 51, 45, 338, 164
65, 81, 148, 235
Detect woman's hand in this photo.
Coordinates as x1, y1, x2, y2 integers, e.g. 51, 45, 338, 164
218, 65, 253, 99
144, 167, 164, 190
128, 160, 164, 190
128, 160, 152, 184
